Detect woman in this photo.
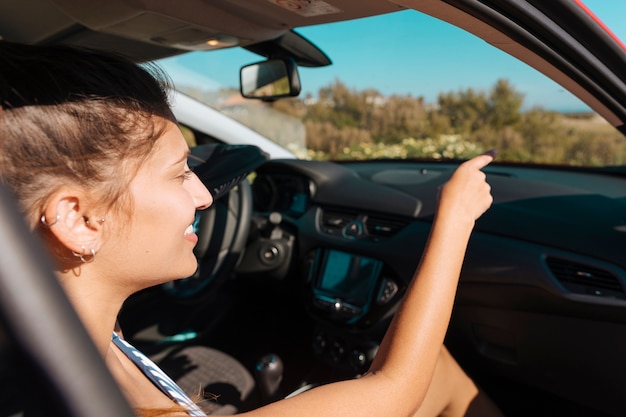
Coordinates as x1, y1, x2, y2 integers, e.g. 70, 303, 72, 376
0, 41, 499, 417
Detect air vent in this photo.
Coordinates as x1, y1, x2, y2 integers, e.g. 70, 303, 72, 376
365, 216, 408, 238
320, 209, 357, 237
319, 208, 409, 241
546, 257, 625, 299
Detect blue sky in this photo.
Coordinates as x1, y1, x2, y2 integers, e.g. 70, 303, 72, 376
160, 1, 626, 113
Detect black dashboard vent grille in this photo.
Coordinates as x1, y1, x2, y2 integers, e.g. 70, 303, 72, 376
319, 208, 409, 240
320, 209, 357, 236
546, 257, 625, 299
365, 216, 408, 238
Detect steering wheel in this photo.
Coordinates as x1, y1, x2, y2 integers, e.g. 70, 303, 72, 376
161, 143, 266, 299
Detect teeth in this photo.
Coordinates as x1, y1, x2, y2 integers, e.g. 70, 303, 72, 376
184, 225, 194, 235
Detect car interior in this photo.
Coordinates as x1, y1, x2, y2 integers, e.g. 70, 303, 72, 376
1, 0, 626, 416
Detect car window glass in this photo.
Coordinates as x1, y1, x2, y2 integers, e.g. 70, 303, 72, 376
157, 7, 626, 168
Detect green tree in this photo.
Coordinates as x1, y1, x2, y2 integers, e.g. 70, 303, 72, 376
251, 78, 622, 166
486, 79, 524, 129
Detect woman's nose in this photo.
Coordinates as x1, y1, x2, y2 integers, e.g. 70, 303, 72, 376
191, 173, 213, 210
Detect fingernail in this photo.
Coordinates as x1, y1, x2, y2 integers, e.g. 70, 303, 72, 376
482, 149, 498, 158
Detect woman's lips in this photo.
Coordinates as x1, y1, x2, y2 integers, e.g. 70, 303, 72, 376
184, 224, 198, 244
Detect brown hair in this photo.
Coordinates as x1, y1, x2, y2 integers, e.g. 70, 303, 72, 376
0, 41, 175, 230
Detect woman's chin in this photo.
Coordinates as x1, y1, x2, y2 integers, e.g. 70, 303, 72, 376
181, 259, 200, 278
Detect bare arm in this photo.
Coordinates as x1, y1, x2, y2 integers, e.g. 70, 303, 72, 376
236, 153, 495, 417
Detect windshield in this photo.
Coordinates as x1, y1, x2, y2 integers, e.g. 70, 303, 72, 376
157, 1, 626, 167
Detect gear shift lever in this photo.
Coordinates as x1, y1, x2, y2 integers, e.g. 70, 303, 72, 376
255, 354, 284, 404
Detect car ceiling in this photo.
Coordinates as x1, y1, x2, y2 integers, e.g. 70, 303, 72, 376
1, 0, 625, 134
0, 0, 406, 61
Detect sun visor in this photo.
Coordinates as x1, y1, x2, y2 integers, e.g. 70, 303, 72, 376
190, 144, 269, 200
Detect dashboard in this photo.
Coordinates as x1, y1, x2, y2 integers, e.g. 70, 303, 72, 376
243, 158, 626, 376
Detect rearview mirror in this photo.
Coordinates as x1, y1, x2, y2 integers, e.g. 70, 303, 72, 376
240, 58, 301, 100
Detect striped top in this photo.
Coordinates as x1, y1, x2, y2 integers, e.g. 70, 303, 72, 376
111, 332, 207, 416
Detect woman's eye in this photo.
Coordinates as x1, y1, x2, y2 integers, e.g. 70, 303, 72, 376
179, 170, 193, 182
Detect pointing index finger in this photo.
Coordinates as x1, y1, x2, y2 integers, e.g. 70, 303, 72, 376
465, 148, 497, 170
482, 148, 498, 159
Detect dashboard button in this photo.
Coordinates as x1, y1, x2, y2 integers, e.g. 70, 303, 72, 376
377, 278, 399, 304
342, 221, 364, 239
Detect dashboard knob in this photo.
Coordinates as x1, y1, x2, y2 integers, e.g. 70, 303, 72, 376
269, 211, 282, 225
342, 220, 364, 239
349, 349, 368, 370
261, 245, 278, 260
258, 241, 284, 266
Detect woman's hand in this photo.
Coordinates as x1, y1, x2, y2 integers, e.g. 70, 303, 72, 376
437, 151, 495, 225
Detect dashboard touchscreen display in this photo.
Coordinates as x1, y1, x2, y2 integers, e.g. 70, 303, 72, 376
316, 249, 382, 305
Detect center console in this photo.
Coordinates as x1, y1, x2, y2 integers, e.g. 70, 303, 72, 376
305, 248, 404, 372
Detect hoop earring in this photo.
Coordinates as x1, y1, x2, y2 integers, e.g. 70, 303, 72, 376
40, 214, 60, 228
72, 246, 96, 263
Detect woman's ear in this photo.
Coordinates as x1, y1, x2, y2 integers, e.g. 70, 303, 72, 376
42, 189, 104, 256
